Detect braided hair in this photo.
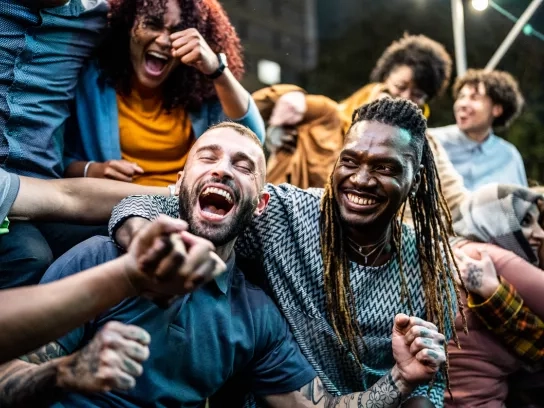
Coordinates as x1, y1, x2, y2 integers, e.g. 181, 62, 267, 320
319, 97, 466, 391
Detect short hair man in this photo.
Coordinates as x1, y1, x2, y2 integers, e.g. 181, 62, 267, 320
109, 99, 461, 407
429, 69, 526, 190
0, 122, 445, 407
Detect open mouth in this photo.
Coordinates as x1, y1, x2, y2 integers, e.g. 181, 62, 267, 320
144, 51, 170, 76
198, 186, 235, 220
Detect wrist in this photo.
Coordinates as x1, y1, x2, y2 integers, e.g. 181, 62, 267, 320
53, 355, 78, 390
475, 277, 500, 299
391, 364, 415, 397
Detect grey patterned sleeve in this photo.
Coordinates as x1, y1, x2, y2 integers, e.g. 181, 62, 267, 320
108, 194, 180, 244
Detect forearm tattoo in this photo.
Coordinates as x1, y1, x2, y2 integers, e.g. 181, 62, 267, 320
0, 342, 66, 407
299, 373, 402, 408
466, 264, 483, 290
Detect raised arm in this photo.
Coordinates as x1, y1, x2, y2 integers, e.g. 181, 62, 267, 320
8, 176, 169, 223
263, 315, 446, 408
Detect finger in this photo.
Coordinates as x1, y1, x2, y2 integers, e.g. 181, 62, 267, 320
104, 168, 133, 182
109, 161, 139, 177
403, 324, 443, 346
409, 335, 446, 356
477, 249, 493, 265
153, 235, 187, 281
180, 47, 201, 66
180, 243, 215, 277
453, 248, 468, 264
170, 28, 197, 41
183, 258, 218, 292
415, 348, 446, 368
393, 313, 410, 332
137, 216, 188, 247
138, 236, 170, 274
171, 36, 196, 54
103, 321, 151, 345
132, 164, 144, 174
180, 231, 215, 251
96, 367, 137, 391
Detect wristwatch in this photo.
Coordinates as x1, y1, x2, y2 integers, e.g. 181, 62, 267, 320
207, 53, 228, 80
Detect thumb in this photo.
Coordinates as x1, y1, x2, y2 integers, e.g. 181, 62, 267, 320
393, 313, 410, 333
132, 163, 144, 174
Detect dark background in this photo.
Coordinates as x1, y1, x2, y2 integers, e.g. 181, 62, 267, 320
222, 0, 544, 182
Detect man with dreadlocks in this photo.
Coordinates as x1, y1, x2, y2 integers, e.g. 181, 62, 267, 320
110, 98, 462, 407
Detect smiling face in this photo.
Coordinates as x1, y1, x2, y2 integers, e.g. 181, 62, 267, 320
384, 65, 428, 108
521, 203, 544, 262
178, 127, 269, 246
129, 0, 184, 91
332, 120, 421, 230
454, 82, 503, 134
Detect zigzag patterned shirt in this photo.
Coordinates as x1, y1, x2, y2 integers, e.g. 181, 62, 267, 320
109, 183, 449, 407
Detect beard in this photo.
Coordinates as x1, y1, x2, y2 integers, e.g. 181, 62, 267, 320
178, 176, 258, 247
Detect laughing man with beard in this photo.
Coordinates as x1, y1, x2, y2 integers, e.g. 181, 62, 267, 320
0, 122, 446, 408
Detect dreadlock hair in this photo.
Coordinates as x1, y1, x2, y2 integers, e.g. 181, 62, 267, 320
319, 97, 466, 392
97, 0, 244, 112
370, 34, 452, 101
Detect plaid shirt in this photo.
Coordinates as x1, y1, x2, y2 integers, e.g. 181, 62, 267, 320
469, 278, 544, 365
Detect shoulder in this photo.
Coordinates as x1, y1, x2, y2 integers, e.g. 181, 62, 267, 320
493, 136, 523, 159
265, 183, 323, 203
428, 125, 458, 141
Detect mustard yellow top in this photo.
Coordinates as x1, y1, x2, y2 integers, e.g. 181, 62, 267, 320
117, 91, 194, 186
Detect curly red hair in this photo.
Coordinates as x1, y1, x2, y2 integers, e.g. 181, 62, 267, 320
97, 0, 244, 111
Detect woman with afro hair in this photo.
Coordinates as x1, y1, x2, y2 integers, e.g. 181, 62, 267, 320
64, 0, 264, 186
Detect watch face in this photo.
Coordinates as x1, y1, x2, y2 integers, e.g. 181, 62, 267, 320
219, 53, 228, 68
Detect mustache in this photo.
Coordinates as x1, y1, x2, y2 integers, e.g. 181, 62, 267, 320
194, 177, 241, 202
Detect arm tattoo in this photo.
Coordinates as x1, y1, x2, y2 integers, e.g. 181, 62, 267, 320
298, 373, 402, 408
466, 264, 483, 290
0, 342, 67, 407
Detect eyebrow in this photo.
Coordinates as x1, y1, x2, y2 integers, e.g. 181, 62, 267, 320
195, 145, 222, 155
196, 145, 257, 170
341, 149, 406, 168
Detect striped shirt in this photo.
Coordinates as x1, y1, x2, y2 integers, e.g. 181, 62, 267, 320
109, 183, 452, 407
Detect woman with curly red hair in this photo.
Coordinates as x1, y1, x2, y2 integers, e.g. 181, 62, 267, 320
64, 0, 264, 186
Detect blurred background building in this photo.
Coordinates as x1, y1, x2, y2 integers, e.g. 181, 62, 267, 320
221, 0, 319, 91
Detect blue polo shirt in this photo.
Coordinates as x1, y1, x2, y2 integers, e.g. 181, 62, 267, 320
40, 236, 316, 407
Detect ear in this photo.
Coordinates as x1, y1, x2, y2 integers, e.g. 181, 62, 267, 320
410, 164, 423, 197
175, 171, 184, 196
491, 104, 503, 119
254, 191, 271, 217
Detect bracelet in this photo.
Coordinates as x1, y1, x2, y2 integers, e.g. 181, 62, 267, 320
83, 161, 95, 178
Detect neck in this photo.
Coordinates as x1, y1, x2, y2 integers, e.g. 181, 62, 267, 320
463, 126, 492, 143
131, 78, 162, 101
347, 222, 392, 247
215, 240, 236, 262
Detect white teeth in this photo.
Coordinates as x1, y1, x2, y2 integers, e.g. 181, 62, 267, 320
202, 187, 233, 203
347, 193, 377, 206
147, 51, 169, 60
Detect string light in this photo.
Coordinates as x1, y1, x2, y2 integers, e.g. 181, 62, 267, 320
472, 0, 489, 11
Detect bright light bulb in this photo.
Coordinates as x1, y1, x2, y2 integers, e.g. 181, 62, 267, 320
472, 0, 489, 11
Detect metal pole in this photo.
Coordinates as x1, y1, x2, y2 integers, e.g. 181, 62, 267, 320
486, 0, 543, 71
451, 0, 467, 76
